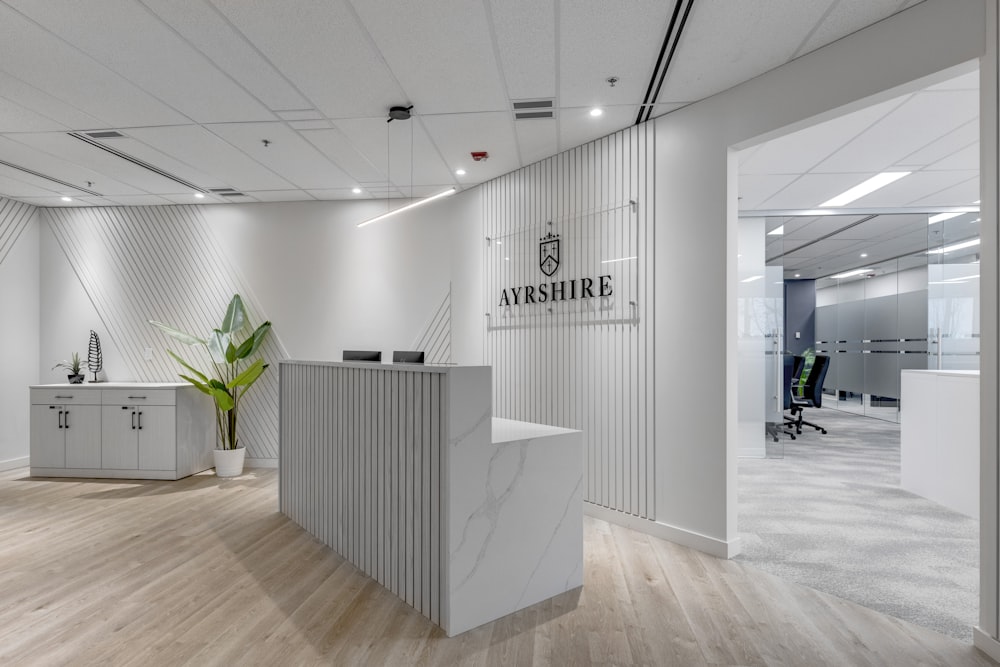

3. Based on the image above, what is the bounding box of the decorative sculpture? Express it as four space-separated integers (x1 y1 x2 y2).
87 330 103 383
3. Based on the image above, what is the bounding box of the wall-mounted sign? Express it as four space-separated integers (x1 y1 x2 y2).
487 207 637 328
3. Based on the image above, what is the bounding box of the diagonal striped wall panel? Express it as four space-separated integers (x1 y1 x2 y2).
483 124 656 520
44 205 287 460
412 286 451 364
0 197 36 267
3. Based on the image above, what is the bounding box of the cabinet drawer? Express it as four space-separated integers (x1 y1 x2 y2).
30 388 101 405
102 389 176 406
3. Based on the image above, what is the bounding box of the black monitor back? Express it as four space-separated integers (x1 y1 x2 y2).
392 350 425 364
343 350 381 362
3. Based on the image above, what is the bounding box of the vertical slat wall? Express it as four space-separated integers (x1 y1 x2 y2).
44 205 286 460
279 362 443 624
483 124 655 519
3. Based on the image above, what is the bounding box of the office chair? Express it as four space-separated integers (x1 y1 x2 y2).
782 355 805 434
788 354 830 435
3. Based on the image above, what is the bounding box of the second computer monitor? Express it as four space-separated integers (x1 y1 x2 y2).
343 350 381 362
392 350 425 364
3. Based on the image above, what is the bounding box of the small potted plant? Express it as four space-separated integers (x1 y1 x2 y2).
53 352 85 384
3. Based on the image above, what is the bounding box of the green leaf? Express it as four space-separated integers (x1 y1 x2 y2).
227 359 268 389
178 374 211 395
148 320 206 346
207 330 230 365
221 294 245 334
225 341 238 364
236 321 271 359
167 350 209 384
208 385 235 412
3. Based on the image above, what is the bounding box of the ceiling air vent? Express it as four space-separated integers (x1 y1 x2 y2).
210 188 247 197
513 99 555 120
84 130 125 139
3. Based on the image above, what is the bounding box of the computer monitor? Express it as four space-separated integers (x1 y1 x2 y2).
343 350 381 362
392 350 425 364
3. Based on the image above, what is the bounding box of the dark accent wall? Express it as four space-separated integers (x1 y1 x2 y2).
784 279 816 356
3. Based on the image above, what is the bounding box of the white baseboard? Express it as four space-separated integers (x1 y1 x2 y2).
583 502 741 559
245 457 278 469
974 627 1000 661
0 456 29 472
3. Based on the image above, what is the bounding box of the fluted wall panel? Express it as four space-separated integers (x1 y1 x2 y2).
44 205 287 459
483 124 655 519
280 362 443 623
0 197 35 267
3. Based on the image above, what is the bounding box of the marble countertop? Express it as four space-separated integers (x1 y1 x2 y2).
491 417 580 444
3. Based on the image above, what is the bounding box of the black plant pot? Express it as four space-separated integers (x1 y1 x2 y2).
67 374 84 384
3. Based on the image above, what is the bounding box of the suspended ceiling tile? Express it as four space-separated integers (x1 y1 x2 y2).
0 135 146 196
5 0 277 124
658 0 833 104
84 194 175 206
514 117 558 168
206 122 355 190
125 125 293 192
907 175 980 208
738 173 798 210
927 69 979 91
158 193 223 205
814 90 979 173
757 172 867 209
792 0 918 58
850 169 977 207
783 238 863 259
897 119 978 167
242 190 317 202
559 106 633 153
0 3 187 127
560 0 674 109
0 172 64 198
488 0 555 101
0 72 108 131
740 96 905 175
352 0 508 114
299 128 385 185
650 102 687 119
306 189 366 201
141 0 312 112
421 112 520 183
86 135 230 191
211 0 404 118
0 97 70 133
330 117 392 178
929 143 979 171
332 117 453 189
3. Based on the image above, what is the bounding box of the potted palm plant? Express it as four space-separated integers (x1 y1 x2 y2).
149 294 271 477
53 352 86 384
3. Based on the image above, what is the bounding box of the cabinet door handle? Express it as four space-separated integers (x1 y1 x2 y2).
57 409 63 429
55 395 73 399
131 410 136 430
137 411 143 430
64 410 70 429
128 396 147 400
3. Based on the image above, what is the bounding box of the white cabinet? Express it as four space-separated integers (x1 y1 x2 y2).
30 383 214 480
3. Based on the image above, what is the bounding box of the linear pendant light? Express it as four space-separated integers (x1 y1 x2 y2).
357 187 457 228
819 171 910 207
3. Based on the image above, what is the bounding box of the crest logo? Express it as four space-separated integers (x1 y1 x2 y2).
539 231 560 277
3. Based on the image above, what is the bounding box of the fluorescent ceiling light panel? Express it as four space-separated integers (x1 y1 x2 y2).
740 275 763 283
928 212 963 225
357 187 457 228
819 172 910 207
767 225 784 236
831 268 871 279
927 238 980 254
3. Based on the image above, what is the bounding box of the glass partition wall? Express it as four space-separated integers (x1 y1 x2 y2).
770 211 980 424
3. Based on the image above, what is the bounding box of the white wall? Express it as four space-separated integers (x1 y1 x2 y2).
0 198 39 469
652 0 985 555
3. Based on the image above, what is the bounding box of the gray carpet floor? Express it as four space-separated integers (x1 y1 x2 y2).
737 408 979 642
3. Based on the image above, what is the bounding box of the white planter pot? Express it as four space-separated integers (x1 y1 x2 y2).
213 447 246 478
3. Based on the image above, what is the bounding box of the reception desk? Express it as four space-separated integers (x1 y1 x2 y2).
279 360 583 636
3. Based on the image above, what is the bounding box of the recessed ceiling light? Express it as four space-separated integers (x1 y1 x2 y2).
927 238 981 255
455 169 466 176
767 225 784 236
832 268 872 279
60 196 72 202
860 253 868 258
819 172 910 207
794 274 801 278
589 108 604 117
194 192 205 199
352 187 362 194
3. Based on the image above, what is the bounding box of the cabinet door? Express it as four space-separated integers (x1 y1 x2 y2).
101 405 138 469
64 405 102 469
137 406 176 471
30 404 65 468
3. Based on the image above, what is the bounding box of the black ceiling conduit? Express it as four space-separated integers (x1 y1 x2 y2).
635 0 696 126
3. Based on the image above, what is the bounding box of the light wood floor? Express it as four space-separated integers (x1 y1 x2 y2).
0 467 994 666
